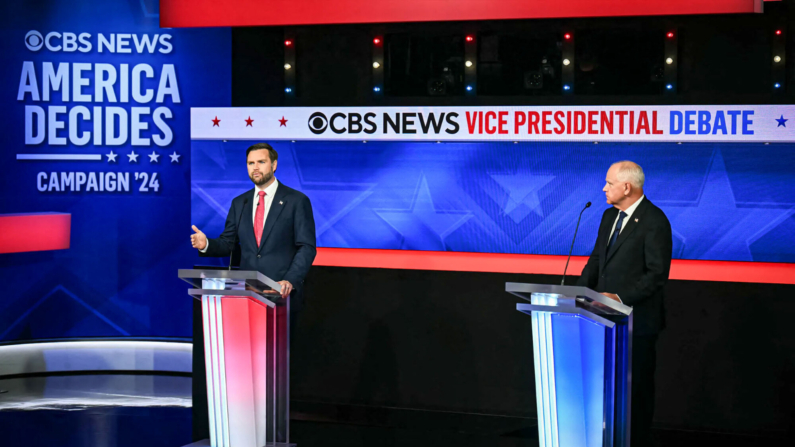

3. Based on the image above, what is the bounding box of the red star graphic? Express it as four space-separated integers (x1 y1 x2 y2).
278 116 288 127
245 116 254 127
212 116 220 127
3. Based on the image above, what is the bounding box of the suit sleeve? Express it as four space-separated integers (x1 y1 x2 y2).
576 212 606 289
576 235 600 289
282 195 317 286
620 214 673 306
200 199 239 258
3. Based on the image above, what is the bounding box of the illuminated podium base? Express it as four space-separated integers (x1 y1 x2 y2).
179 269 293 447
183 440 295 447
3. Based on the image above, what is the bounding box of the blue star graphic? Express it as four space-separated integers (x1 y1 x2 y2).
665 149 794 261
303 186 376 239
776 115 788 127
374 174 472 250
487 173 555 223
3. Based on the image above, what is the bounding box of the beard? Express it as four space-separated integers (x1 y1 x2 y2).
249 169 273 186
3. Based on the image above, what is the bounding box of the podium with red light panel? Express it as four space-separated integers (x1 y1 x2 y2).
179 269 294 447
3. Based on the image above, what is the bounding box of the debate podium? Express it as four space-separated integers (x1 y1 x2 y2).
179 269 294 447
506 283 634 447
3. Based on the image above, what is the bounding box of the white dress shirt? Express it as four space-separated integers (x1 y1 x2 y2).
608 195 645 238
200 179 279 253
252 179 280 236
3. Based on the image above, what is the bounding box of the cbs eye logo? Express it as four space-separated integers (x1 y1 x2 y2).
308 112 328 134
25 31 44 51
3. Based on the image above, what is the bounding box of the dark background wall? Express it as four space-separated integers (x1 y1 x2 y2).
230 3 795 438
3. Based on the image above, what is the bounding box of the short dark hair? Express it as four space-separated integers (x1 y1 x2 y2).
246 143 278 163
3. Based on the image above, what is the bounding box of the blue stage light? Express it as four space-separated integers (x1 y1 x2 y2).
284 88 292 93
466 85 473 91
775 83 782 89
373 86 381 92
666 84 673 90
563 85 570 91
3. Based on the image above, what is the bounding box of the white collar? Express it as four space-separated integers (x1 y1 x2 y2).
255 178 279 197
620 194 645 218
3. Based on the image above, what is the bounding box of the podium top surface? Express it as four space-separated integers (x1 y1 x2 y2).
178 269 281 294
505 282 632 316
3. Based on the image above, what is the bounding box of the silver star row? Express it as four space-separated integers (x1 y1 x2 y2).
105 151 181 163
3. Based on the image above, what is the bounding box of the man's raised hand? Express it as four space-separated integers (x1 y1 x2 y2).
191 225 208 250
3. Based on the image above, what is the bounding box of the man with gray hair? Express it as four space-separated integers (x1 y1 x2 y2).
577 160 672 447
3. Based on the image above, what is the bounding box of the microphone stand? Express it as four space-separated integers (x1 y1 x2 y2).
561 201 591 286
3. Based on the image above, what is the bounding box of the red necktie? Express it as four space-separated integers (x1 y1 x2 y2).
254 191 266 247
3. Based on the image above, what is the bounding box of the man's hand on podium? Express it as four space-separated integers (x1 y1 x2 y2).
278 280 293 298
191 225 208 250
601 292 620 302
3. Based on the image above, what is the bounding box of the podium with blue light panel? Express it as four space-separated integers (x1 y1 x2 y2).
506 283 634 447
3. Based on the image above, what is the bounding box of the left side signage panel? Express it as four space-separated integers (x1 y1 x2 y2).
0 1 231 340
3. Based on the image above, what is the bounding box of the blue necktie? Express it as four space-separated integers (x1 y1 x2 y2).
607 211 627 252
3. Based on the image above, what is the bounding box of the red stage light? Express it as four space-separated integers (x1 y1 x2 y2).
776 30 782 36
667 32 674 38
564 33 572 40
466 35 474 42
373 37 381 44
284 40 293 46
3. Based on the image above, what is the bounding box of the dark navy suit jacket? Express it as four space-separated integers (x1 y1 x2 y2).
201 182 317 300
576 198 672 335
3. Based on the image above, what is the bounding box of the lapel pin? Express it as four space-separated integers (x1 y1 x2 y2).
635 218 639 222
279 201 283 205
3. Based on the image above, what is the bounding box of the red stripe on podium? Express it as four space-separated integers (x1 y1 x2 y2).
0 213 71 254
314 247 795 285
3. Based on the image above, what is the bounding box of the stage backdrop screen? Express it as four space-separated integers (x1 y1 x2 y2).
0 0 230 342
191 137 795 264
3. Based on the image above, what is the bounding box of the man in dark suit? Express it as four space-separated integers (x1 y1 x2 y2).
189 142 316 441
191 142 317 298
577 161 672 447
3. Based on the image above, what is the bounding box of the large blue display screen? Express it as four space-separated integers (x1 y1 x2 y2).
0 0 230 341
191 140 795 263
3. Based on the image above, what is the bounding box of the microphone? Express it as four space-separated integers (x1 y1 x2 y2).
229 198 248 271
561 201 591 286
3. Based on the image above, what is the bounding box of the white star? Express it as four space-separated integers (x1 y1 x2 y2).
127 151 139 163
106 151 118 163
169 151 181 163
148 151 160 163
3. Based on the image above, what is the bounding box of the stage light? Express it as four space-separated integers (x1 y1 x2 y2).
284 63 292 70
774 56 782 63
774 83 781 88
466 85 473 91
563 85 571 90
373 62 381 68
563 59 570 66
373 86 381 92
373 38 381 45
666 58 673 65
564 33 571 40
285 87 292 93
776 30 782 36
666 84 673 90
466 35 474 42
667 32 674 38
465 60 473 67
285 40 293 46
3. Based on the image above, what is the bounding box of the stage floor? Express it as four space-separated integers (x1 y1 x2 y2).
0 374 791 447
